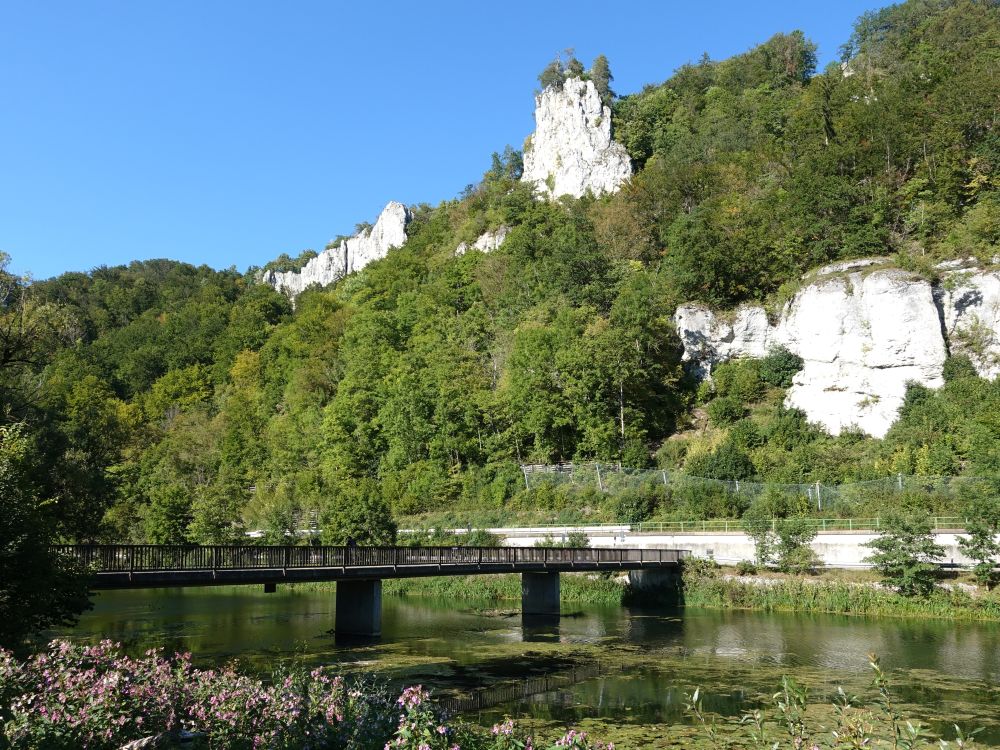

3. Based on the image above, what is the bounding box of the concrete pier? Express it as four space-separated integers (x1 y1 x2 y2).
335 579 382 637
521 571 560 616
628 568 683 605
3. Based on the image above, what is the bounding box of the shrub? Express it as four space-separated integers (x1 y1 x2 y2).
735 559 757 576
864 514 944 596
742 513 777 567
728 419 763 449
958 483 1000 588
612 488 656 523
706 396 747 426
712 358 765 404
465 528 503 547
942 354 979 382
685 441 756 481
758 346 804 388
775 517 820 574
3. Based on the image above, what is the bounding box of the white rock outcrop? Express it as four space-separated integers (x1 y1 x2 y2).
455 226 510 256
939 264 1000 380
522 78 632 199
263 201 411 296
675 261 1000 438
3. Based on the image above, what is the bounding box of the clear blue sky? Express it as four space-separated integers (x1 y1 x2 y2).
2 0 880 280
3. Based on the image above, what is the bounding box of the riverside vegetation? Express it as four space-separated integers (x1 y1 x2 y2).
0 639 987 749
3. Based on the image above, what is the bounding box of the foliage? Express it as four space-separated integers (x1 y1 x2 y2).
758 347 804 388
958 480 1000 588
743 512 778 567
735 559 757 576
684 441 756 482
0 640 620 750
534 531 590 549
706 396 746 426
685 570 1000 621
320 479 397 546
0 424 93 650
686 654 982 749
774 517 821 574
611 487 656 523
864 514 945 596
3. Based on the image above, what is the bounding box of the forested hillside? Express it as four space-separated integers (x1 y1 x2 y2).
2 0 998 560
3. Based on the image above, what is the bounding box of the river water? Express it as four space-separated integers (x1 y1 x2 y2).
62 587 1000 747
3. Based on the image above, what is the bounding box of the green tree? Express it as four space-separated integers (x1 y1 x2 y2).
864 514 944 596
958 483 1000 588
320 479 397 546
0 423 92 649
590 54 614 104
775 517 820 574
538 58 565 91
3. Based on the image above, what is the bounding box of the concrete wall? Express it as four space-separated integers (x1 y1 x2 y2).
501 530 976 568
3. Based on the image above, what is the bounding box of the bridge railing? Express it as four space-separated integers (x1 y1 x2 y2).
52 545 688 573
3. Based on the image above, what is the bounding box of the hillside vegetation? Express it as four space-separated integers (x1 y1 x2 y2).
2 0 999 567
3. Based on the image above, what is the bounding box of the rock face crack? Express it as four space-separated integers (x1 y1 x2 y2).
674 262 1000 437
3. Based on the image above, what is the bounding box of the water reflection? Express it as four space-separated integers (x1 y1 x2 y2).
59 588 1000 745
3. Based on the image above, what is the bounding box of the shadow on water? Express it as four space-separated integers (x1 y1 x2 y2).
57 587 1000 746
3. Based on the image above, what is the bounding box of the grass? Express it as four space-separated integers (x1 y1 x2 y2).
685 566 1000 621
382 572 631 608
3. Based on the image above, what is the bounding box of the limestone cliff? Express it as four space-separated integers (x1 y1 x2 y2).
675 259 1000 438
522 78 632 199
455 226 509 256
263 201 411 297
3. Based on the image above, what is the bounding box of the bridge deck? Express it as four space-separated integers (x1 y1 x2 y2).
54 545 688 590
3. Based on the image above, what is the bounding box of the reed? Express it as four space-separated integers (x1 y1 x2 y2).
683 574 1000 621
383 572 629 607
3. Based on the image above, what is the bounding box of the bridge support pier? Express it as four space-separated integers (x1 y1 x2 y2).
521 571 560 616
628 568 683 606
335 579 382 637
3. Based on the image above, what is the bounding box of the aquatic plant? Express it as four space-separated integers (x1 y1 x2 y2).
685 654 982 749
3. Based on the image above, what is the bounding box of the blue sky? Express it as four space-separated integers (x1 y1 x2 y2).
2 0 879 280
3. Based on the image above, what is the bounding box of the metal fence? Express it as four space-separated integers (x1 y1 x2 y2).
521 463 999 512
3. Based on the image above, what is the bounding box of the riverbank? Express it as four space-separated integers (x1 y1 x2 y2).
379 567 1000 621
685 568 1000 621
382 572 630 607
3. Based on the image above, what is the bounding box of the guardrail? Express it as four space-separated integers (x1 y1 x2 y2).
633 516 969 534
399 516 970 537
52 545 688 573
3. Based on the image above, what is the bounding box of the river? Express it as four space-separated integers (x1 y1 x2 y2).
60 586 1000 747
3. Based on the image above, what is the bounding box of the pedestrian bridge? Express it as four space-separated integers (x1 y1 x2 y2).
56 544 688 637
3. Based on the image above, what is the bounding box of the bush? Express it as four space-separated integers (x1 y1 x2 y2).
728 419 764 450
0 640 616 750
682 556 720 581
612 488 656 523
758 346 804 388
707 396 747 426
464 528 503 547
684 441 756 481
712 359 765 404
735 559 757 576
534 531 590 548
775 517 820 574
864 514 944 596
942 354 979 382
